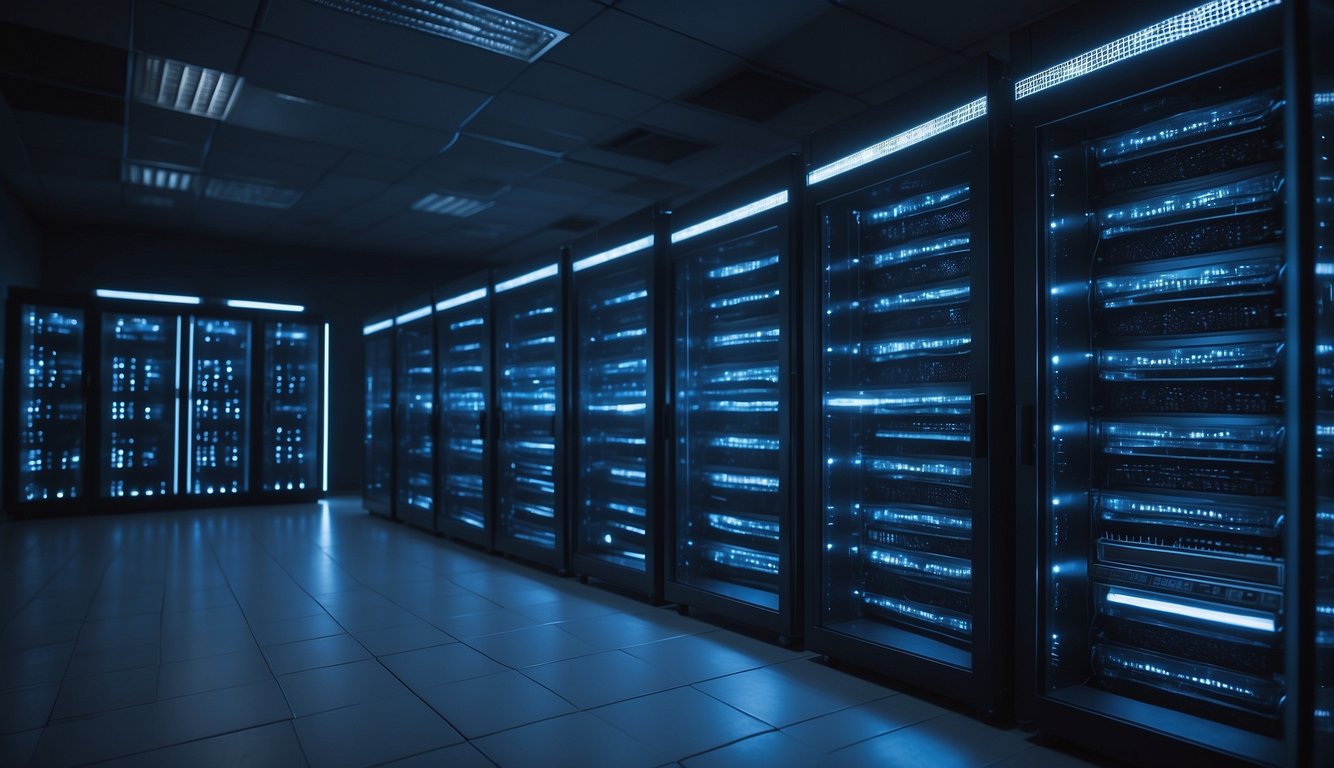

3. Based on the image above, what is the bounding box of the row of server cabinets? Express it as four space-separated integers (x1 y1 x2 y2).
363 1 1331 765
4 290 327 514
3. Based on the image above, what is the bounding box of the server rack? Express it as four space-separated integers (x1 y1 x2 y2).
803 58 1013 717
568 208 666 600
433 275 493 547
666 158 802 640
3 290 90 516
492 257 567 571
258 315 325 500
1012 1 1322 764
363 310 396 518
1314 4 1334 761
394 298 436 531
185 313 253 499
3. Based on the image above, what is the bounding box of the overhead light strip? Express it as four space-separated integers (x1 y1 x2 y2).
363 319 393 335
807 97 987 185
226 299 306 313
124 161 199 192
672 191 788 244
205 178 303 209
395 305 432 325
572 235 654 272
436 287 487 311
494 263 558 293
96 288 201 305
1014 0 1282 100
411 192 495 218
1106 589 1276 633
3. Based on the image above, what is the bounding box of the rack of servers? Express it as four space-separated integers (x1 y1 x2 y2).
1013 0 1329 764
363 310 395 518
6 288 327 517
802 58 1013 716
491 257 567 570
667 159 801 641
568 211 666 598
394 298 436 531
433 275 493 547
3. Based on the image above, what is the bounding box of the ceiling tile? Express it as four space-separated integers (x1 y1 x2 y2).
205 150 324 188
155 0 261 28
331 152 415 183
129 101 216 144
763 91 867 139
615 0 827 58
134 1 249 72
635 102 792 152
15 111 123 159
127 134 207 167
840 0 1075 51
211 124 345 169
28 149 119 181
466 93 617 154
423 135 557 184
0 0 130 48
284 173 387 217
508 62 658 120
533 161 636 192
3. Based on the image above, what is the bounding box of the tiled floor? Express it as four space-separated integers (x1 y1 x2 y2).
1 497 1103 767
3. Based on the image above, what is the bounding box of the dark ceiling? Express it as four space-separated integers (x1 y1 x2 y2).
0 0 1072 267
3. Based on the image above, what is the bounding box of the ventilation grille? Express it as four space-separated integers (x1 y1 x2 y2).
686 68 818 123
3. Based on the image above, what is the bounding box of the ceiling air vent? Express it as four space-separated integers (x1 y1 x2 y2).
686 67 818 123
597 129 708 165
305 0 567 62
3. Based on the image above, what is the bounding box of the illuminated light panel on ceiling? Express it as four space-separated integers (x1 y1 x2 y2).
134 54 243 120
124 161 199 192
411 193 495 217
204 178 303 209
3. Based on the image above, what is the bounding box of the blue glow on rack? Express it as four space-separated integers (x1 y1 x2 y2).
1100 173 1281 236
1098 491 1279 530
609 466 646 482
1094 92 1275 164
807 97 987 185
671 191 788 243
825 392 971 411
867 547 972 582
705 366 780 384
868 507 971 533
572 235 653 272
708 288 780 309
871 283 970 312
97 288 201 305
587 402 647 413
705 513 780 539
705 471 779 491
225 298 304 312
495 263 558 292
871 234 970 268
868 335 971 359
705 399 780 412
322 322 330 493
450 317 484 330
862 592 972 634
602 289 647 307
1106 589 1275 631
867 457 972 479
362 319 392 335
436 287 487 311
451 342 482 353
1099 342 1281 379
599 327 647 341
1096 257 1280 307
876 428 970 442
865 184 970 223
700 542 780 575
709 327 780 347
184 317 195 492
395 305 432 325
1101 420 1282 456
1014 0 1282 100
706 253 780 279
709 435 781 451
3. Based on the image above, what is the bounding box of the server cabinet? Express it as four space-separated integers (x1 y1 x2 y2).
492 258 566 570
185 315 252 498
1315 3 1334 761
434 276 492 546
364 312 395 518
804 58 1012 716
667 159 801 639
394 299 436 531
97 302 181 504
568 209 665 599
4 291 89 515
260 318 324 497
1012 1 1322 764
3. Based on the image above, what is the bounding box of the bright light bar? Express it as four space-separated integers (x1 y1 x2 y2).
411 192 495 217
572 235 653 272
672 191 788 243
134 54 242 120
494 263 558 293
184 319 196 492
205 178 303 209
362 319 393 335
96 288 201 305
226 299 305 313
322 322 330 494
436 287 487 311
1014 0 1281 100
808 98 987 185
1106 589 1276 632
173 316 182 496
124 161 199 192
395 305 432 325
307 0 568 63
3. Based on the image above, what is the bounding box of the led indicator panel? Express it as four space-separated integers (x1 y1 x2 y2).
262 321 320 493
17 305 85 503
188 317 251 495
102 312 177 499
437 289 489 533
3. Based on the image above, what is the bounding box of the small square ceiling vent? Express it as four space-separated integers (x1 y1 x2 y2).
597 129 709 165
305 0 567 62
686 68 818 123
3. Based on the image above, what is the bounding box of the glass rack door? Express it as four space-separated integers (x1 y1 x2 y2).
188 317 251 496
437 291 489 535
262 321 319 493
102 312 178 499
17 304 85 504
364 328 394 512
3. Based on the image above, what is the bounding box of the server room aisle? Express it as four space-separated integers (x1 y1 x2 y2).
2 499 1094 768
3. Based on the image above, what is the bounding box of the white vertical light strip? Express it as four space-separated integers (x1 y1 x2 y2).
184 317 195 494
571 235 654 272
807 98 988 185
173 315 182 496
1014 0 1282 99
322 322 330 494
671 191 789 243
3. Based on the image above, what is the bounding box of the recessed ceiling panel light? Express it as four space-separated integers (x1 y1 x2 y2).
306 0 567 62
134 54 243 120
411 192 494 217
124 161 199 192
205 178 303 209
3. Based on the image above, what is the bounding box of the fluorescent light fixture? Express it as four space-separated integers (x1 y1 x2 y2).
306 0 568 63
395 305 432 324
436 287 487 311
494 263 558 293
807 98 987 185
134 54 243 120
124 161 199 192
1014 0 1281 100
225 299 305 313
363 319 393 335
1106 589 1276 632
96 288 201 305
572 235 654 272
322 322 330 494
411 192 495 217
672 191 788 243
205 178 303 209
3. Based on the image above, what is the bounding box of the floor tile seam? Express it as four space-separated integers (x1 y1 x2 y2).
685 680 805 729
371 652 496 736
59 710 297 766
669 726 783 764
43 545 127 734
805 708 954 756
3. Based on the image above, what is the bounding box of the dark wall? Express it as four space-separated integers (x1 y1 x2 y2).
0 184 42 506
42 224 479 494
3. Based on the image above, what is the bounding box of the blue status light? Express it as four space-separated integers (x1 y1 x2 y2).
1095 256 1280 307
1099 173 1281 237
865 184 970 223
1105 589 1275 632
871 234 970 268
